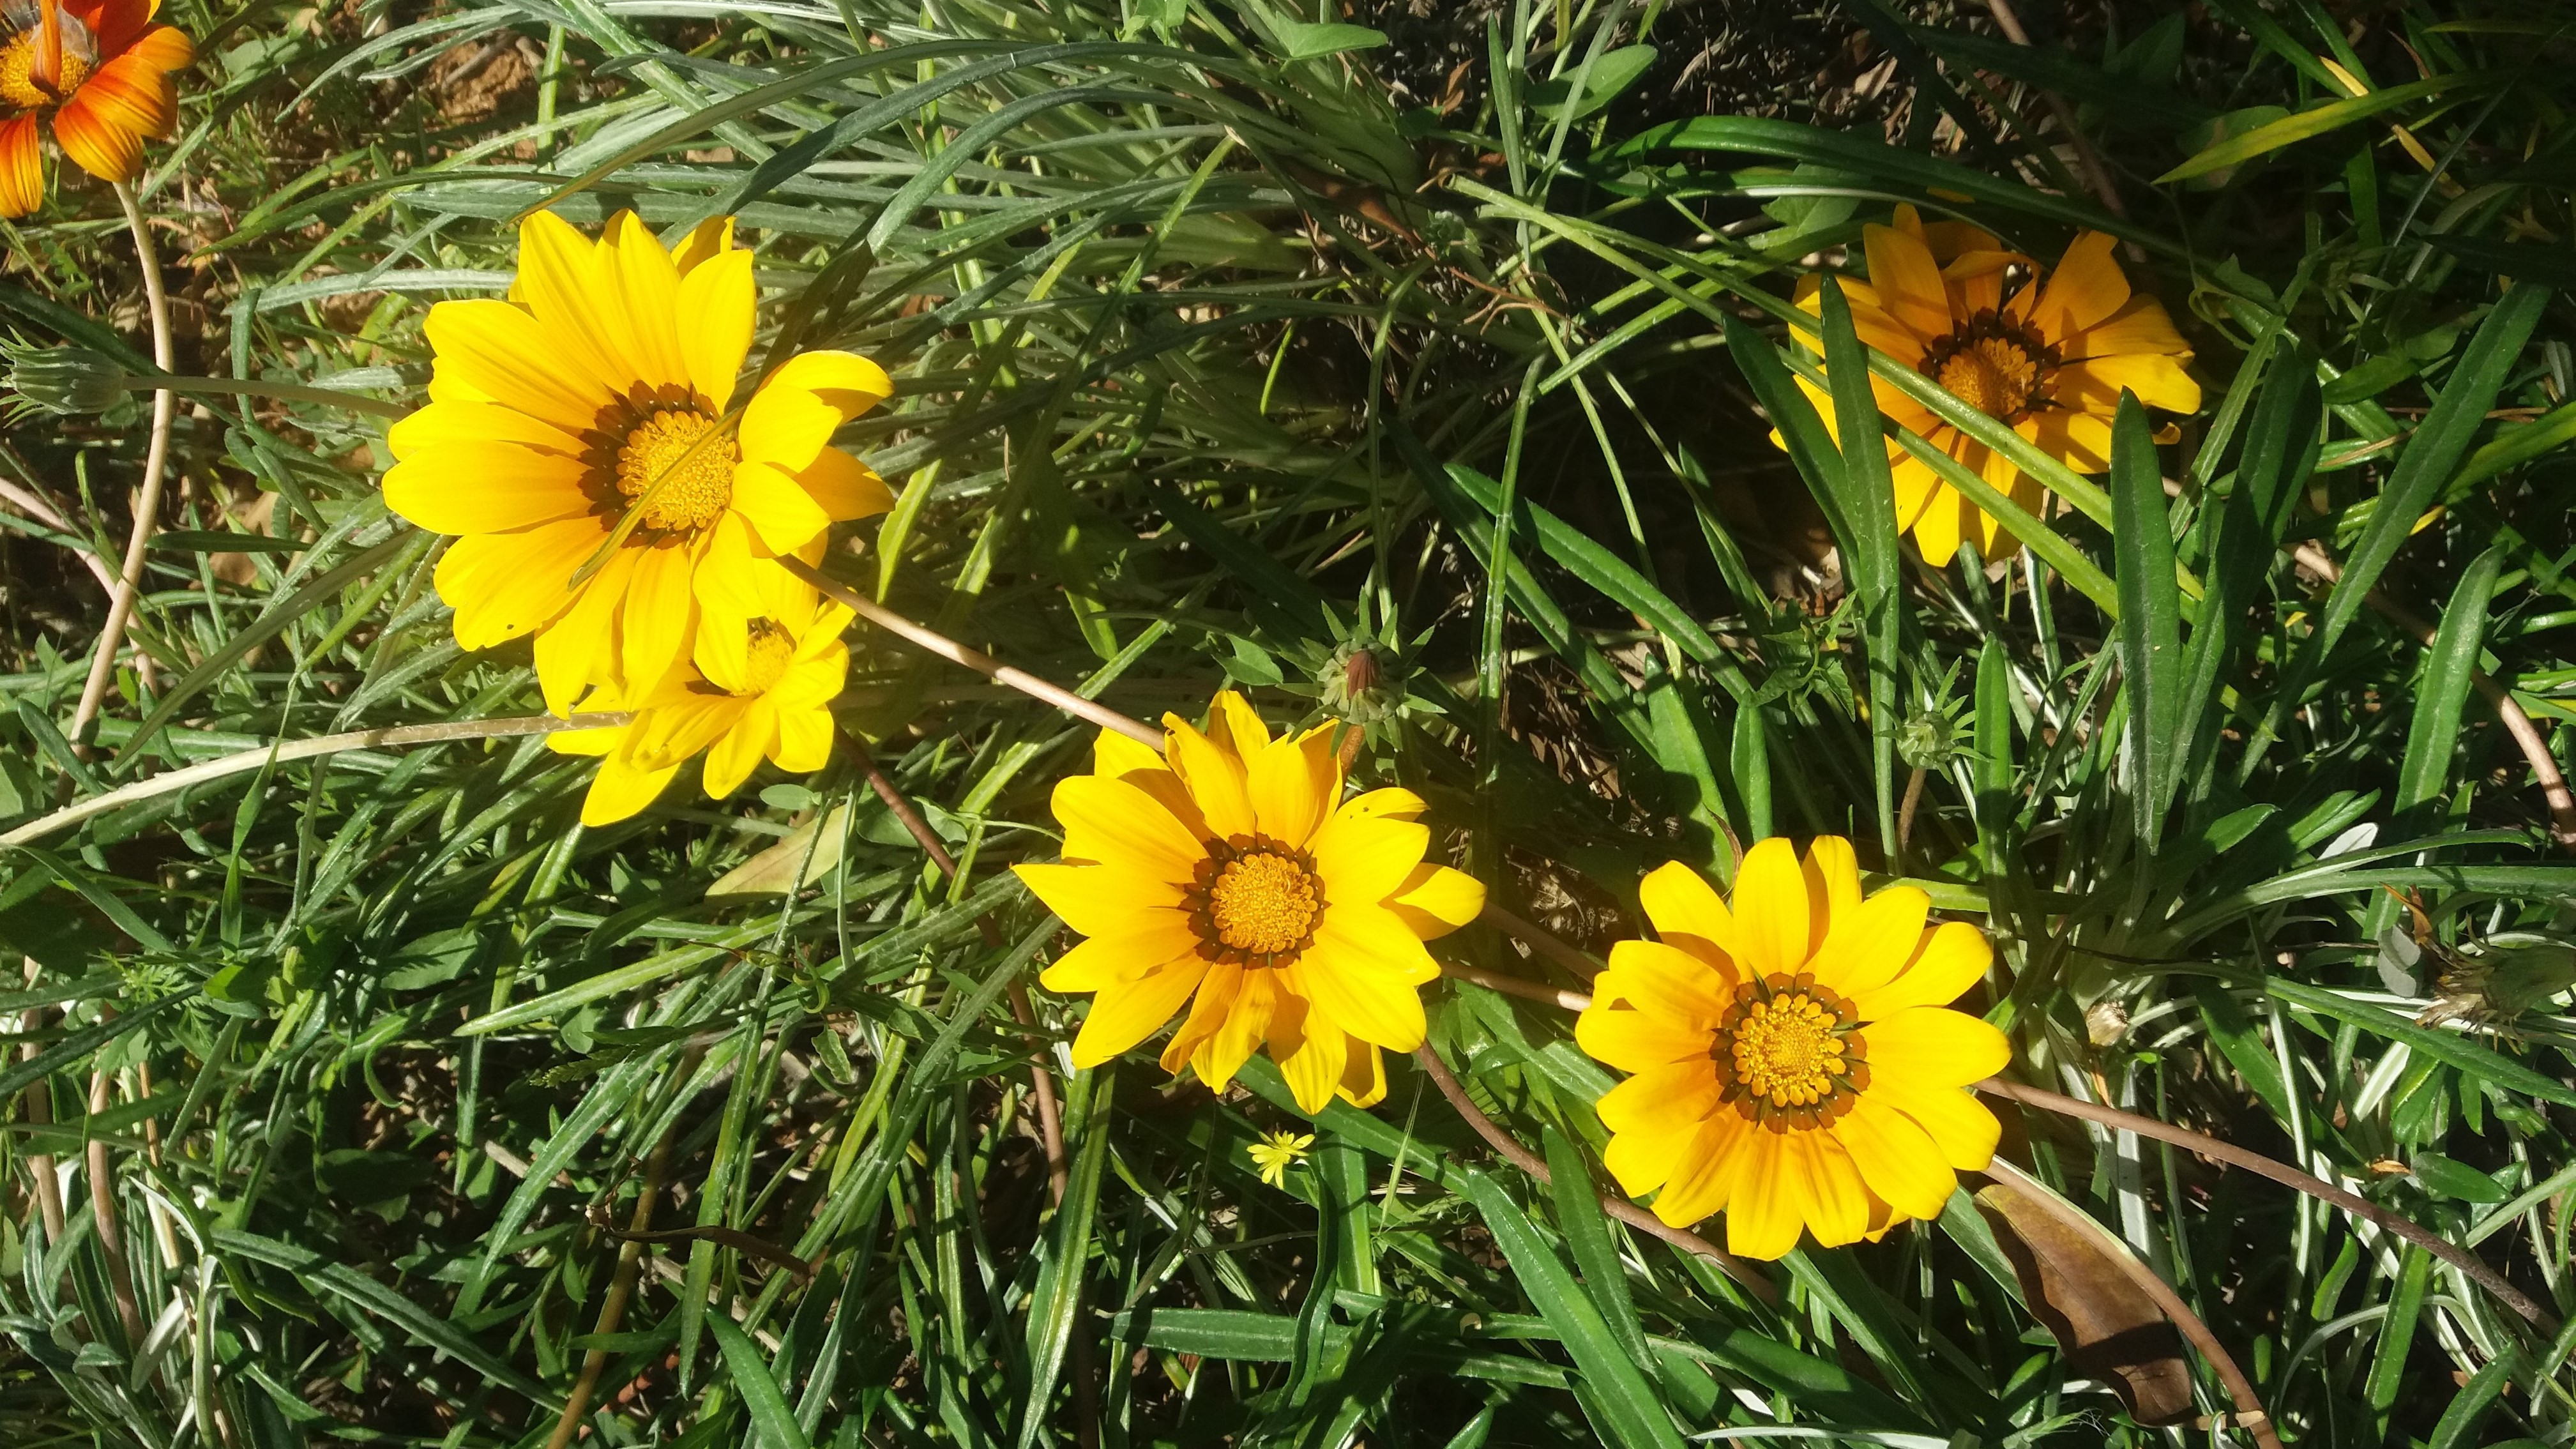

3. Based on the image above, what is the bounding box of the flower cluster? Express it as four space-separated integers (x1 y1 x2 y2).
382 211 897 823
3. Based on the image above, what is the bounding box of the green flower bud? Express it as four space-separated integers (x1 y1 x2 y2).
7 344 129 416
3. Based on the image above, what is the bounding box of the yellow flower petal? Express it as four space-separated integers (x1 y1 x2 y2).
1163 716 1256 840
1908 465 1971 568
1637 860 1737 967
1875 1079 2002 1171
1312 813 1428 909
738 351 893 472
617 539 699 695
1808 885 1930 999
1296 908 1434 1049
1052 773 1209 879
1386 862 1483 939
771 698 834 773
794 446 895 523
422 298 614 432
515 210 650 399
580 749 680 826
1208 689 1272 760
1246 725 1337 849
1069 955 1208 1067
1596 938 1732 1024
675 245 755 411
434 516 603 649
532 545 637 717
1729 837 1814 978
1801 835 1863 944
1093 728 1168 782
1595 1058 1722 1137
1648 1113 1751 1226
1161 959 1242 1073
1193 963 1280 1092
1861 219 1951 346
1338 1036 1388 1107
2057 354 2203 416
1271 999 1347 1114
727 459 835 556
1722 1131 1803 1258
384 442 593 536
2026 231 2130 340
1860 1006 2010 1089
1831 1095 1957 1221
670 216 735 275
1040 911 1201 994
1576 1001 1715 1075
1849 920 1992 1021
388 400 582 460
595 210 692 393
2061 295 2190 362
1799 1130 1872 1248
701 697 775 798
1015 862 1188 937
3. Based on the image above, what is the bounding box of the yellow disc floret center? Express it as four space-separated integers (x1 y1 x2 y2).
0 26 93 112
1190 838 1323 965
615 409 738 533
1920 309 2058 423
736 625 796 697
1715 975 1868 1130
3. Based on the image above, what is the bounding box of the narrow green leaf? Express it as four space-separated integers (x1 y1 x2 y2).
1016 1067 1116 1449
2316 283 2549 655
2426 1355 2514 1449
2392 547 2504 838
709 1313 815 1449
2365 1247 2433 1418
1893 427 2121 616
2158 73 2504 183
2109 393 2185 844
1451 1167 1688 1449
1543 1127 1651 1367
1818 275 1904 858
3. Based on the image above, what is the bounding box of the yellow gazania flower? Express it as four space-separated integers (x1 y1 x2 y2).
1791 203 2200 567
1247 1129 1314 1188
1015 692 1487 1114
384 209 895 716
548 574 851 826
1575 837 2008 1261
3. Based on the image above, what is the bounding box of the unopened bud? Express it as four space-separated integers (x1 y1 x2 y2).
7 344 128 415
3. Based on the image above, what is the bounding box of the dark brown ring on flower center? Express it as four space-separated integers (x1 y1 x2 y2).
579 382 735 539
1917 307 2061 423
1183 833 1325 969
1711 971 1870 1134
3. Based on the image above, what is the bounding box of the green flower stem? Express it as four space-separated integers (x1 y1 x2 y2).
123 373 410 418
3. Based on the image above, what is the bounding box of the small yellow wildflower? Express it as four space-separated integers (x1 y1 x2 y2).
1248 1130 1315 1188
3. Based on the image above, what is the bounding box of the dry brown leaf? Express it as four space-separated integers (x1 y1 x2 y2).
1975 1185 2195 1426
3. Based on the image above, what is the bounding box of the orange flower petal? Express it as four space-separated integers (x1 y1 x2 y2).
0 114 44 218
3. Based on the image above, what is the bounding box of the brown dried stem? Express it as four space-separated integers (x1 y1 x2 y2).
86 1065 147 1346
782 558 1161 748
1981 1160 2282 1449
2290 540 2576 847
1978 1078 2551 1327
66 184 180 763
1412 1043 1775 1300
543 1066 687 1449
842 732 1089 1446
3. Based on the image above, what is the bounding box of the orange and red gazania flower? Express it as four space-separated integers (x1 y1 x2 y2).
0 0 193 216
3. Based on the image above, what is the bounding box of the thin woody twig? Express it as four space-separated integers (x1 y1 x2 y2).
87 1064 146 1346
1412 1043 1775 1300
1978 1077 2551 1327
543 1051 692 1449
845 732 1071 1206
2290 540 2576 848
782 557 1160 749
66 184 181 765
842 732 1091 1449
1981 1160 2282 1449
